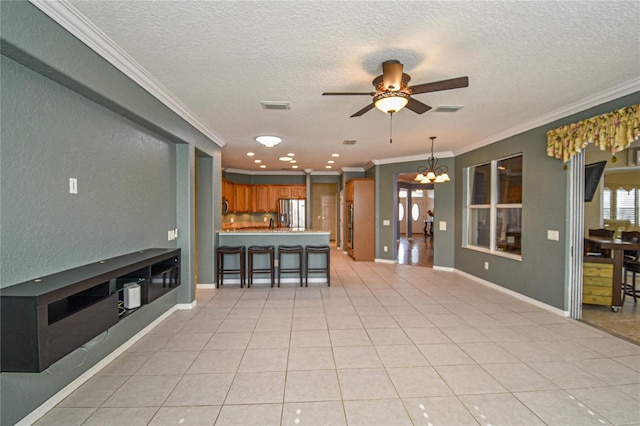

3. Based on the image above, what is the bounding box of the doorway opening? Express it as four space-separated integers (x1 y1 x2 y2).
395 173 434 267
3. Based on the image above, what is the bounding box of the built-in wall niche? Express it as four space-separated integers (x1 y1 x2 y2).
1 249 180 373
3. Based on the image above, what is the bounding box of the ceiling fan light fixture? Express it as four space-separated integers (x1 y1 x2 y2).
373 91 409 113
255 135 282 147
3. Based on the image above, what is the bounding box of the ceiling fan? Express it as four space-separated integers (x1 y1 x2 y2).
323 60 469 117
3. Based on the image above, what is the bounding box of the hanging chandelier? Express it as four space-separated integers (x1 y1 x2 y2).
415 136 450 183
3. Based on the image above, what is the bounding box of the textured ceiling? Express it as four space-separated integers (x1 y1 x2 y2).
58 1 640 173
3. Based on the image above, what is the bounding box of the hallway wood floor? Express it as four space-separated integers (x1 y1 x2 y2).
396 234 434 268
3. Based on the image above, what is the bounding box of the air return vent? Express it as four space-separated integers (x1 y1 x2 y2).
435 105 464 113
261 101 291 110
343 139 357 145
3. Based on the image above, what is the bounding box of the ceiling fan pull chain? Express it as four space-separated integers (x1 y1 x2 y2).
389 112 393 144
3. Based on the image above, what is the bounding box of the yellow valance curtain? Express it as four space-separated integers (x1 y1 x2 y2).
546 103 640 164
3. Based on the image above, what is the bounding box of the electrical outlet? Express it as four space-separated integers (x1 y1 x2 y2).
547 230 559 241
230 217 234 223
383 220 390 226
264 217 268 222
484 261 489 270
168 230 173 241
384 246 388 252
439 221 447 231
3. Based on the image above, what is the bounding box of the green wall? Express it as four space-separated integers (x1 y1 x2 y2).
0 2 221 424
454 92 640 310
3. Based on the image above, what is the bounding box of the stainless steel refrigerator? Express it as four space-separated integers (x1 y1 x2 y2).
278 199 306 229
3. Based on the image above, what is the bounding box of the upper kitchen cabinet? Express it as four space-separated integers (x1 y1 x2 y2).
254 185 269 212
234 184 253 212
222 179 235 210
291 185 306 199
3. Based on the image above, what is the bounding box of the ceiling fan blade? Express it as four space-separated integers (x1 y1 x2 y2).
409 76 469 94
350 103 375 117
405 98 432 114
322 92 375 96
382 60 404 91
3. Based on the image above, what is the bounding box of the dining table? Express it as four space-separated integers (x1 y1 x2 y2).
583 235 639 311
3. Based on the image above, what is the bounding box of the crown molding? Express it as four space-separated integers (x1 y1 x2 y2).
29 0 225 148
371 151 455 166
223 168 305 176
454 77 640 156
340 167 366 173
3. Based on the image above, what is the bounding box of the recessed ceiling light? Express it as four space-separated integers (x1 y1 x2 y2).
260 164 266 168
331 153 340 157
246 152 255 156
255 135 282 147
254 159 261 163
328 160 335 164
325 165 332 169
292 165 298 169
290 160 297 164
278 156 292 161
287 153 295 157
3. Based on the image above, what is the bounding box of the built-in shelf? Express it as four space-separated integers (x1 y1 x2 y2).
0 248 180 373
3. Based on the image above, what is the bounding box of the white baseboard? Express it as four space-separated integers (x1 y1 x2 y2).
17 306 179 426
177 300 197 310
196 283 217 289
454 269 569 317
433 265 455 272
374 258 396 264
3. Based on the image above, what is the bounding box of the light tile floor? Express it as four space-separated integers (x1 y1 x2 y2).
36 249 640 425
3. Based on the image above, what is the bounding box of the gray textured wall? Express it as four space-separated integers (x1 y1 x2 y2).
1 56 177 286
0 2 220 424
454 92 640 310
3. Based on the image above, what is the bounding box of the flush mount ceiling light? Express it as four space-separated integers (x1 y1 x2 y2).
331 153 340 157
415 136 450 183
246 152 255 156
287 153 295 157
255 135 282 147
279 156 292 162
259 164 266 168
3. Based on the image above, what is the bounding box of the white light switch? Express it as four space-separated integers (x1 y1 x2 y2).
439 221 447 231
383 220 390 226
547 230 559 241
69 178 78 194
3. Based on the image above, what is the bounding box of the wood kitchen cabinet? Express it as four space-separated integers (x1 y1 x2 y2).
346 178 374 261
222 179 235 210
268 185 290 211
254 185 269 212
234 184 253 212
291 185 306 199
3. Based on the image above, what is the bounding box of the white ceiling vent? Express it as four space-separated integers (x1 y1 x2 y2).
261 101 291 110
343 139 357 145
435 105 464 113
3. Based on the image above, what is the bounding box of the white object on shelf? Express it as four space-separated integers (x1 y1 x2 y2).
123 283 141 309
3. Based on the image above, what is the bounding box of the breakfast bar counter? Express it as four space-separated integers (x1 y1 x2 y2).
216 229 331 285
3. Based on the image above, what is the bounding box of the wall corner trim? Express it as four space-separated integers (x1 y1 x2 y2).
15 306 179 426
454 269 570 317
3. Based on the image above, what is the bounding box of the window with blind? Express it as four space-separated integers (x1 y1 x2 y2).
603 187 639 225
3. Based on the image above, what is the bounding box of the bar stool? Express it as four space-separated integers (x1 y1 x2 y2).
305 245 330 287
623 260 639 304
277 245 303 287
248 245 275 287
216 246 246 288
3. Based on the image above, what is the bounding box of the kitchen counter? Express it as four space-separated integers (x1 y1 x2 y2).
218 228 329 235
216 229 330 285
